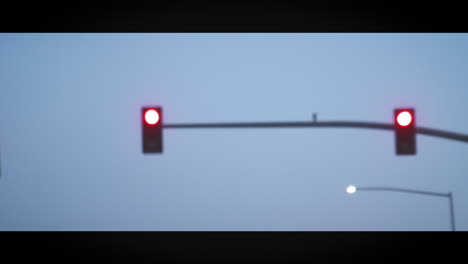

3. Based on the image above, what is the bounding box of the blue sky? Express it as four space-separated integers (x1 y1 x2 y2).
1 33 468 230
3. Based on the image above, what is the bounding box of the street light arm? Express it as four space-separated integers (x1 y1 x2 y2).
354 186 455 231
357 187 450 198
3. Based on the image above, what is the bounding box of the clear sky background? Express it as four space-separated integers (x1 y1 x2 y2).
1 33 468 231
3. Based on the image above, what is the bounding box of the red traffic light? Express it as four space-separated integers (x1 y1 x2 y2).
142 106 163 153
144 109 160 125
394 108 416 155
396 110 413 127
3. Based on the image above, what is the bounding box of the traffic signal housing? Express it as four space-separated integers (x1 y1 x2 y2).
394 108 416 155
142 106 163 153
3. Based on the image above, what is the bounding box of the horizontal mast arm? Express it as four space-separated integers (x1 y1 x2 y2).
163 121 468 143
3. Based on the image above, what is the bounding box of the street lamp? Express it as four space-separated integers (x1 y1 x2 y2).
346 185 357 194
346 185 456 231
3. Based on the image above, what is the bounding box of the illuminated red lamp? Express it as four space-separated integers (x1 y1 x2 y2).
396 110 413 127
144 109 160 125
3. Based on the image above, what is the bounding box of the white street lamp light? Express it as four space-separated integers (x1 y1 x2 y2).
346 185 356 194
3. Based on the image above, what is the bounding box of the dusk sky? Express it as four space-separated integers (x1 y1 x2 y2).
1 33 468 231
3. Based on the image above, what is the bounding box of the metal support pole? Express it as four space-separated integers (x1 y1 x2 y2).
448 192 456 231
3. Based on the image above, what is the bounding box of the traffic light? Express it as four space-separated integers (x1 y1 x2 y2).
142 106 163 153
394 108 416 155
